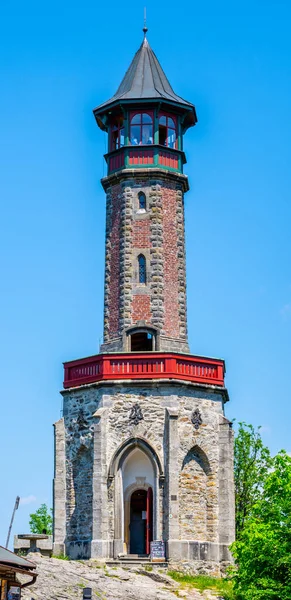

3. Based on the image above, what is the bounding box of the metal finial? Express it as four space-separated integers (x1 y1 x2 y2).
143 7 148 37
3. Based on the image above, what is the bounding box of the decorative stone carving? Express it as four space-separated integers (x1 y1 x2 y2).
191 408 202 430
129 403 143 425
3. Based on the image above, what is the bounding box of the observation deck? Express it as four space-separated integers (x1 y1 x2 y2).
105 144 186 175
63 352 225 390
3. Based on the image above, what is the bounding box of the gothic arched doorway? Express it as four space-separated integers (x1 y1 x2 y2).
109 438 163 557
129 487 153 554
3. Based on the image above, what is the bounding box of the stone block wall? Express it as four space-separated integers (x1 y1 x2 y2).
53 380 234 568
100 169 190 353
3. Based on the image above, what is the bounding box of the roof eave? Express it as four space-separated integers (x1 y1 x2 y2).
93 98 197 132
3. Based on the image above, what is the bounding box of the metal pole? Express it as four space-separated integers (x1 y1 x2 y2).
6 496 20 549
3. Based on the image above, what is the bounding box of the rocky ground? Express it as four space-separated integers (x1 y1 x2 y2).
20 554 225 600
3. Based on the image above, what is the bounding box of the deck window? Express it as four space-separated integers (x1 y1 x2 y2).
110 115 125 150
158 114 177 148
130 112 153 145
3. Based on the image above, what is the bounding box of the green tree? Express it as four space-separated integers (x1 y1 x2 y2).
234 422 272 538
29 503 53 534
231 451 291 600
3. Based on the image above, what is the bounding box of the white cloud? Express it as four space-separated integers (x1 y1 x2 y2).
20 495 37 506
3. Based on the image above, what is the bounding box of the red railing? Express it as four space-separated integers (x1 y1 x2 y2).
63 352 225 389
128 148 154 165
159 150 179 169
109 151 124 171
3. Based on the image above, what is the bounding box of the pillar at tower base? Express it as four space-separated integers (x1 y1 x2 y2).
113 539 124 558
91 540 113 559
52 542 65 556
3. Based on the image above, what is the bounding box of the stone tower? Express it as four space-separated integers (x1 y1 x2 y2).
53 32 235 571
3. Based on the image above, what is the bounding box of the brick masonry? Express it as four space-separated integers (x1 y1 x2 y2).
132 295 151 323
100 170 190 353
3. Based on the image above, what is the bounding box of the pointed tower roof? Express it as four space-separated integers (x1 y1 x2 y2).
94 37 197 129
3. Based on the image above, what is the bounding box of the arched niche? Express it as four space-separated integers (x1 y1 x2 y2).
182 445 211 475
179 445 214 542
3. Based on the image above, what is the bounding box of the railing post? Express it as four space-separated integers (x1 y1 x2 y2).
102 357 111 377
217 363 224 385
165 356 176 377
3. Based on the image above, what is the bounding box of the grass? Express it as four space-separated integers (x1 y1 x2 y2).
52 553 69 560
144 565 153 572
167 571 235 599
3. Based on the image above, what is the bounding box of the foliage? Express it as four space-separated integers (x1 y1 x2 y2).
29 503 53 534
234 422 272 538
167 571 234 598
16 550 27 557
230 451 291 600
52 553 69 560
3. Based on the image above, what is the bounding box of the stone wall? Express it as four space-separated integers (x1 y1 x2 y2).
54 380 234 564
101 169 190 353
60 389 99 557
177 395 221 544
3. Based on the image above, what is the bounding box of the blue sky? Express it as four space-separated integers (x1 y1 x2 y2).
0 0 290 546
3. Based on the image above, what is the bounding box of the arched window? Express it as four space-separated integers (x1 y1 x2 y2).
110 115 124 150
130 112 153 145
138 192 146 210
158 114 177 148
138 254 146 284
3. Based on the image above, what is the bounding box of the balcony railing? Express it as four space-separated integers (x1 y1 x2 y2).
63 352 225 389
105 145 185 175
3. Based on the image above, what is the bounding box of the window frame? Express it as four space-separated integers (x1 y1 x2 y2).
110 115 125 151
158 112 178 149
138 254 147 284
138 191 147 211
130 110 154 146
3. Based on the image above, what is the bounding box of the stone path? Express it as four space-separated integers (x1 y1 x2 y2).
20 554 223 600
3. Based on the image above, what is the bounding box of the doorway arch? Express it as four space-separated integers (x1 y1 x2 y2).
109 438 162 555
122 447 154 554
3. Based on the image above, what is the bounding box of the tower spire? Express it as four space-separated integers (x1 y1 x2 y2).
143 7 148 38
